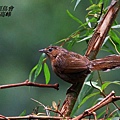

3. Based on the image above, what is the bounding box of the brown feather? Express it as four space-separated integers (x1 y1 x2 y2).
39 46 120 84
90 55 120 71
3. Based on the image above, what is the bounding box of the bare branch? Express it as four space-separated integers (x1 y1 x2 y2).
0 115 70 120
0 80 59 90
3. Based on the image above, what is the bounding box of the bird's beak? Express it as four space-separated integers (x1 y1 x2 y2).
39 48 47 53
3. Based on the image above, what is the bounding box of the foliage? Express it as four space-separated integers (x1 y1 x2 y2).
29 53 50 84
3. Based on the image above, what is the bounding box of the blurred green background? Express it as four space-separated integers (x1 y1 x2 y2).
0 0 120 117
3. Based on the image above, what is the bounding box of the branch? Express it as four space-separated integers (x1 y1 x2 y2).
72 91 120 120
0 92 120 120
85 0 120 59
0 80 59 90
60 81 85 117
0 115 70 120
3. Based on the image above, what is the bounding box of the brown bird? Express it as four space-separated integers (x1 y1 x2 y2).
39 46 120 84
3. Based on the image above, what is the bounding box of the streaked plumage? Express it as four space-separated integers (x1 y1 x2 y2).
39 46 120 84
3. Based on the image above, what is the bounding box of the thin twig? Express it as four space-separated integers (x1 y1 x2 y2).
108 109 119 118
0 79 59 90
31 98 50 116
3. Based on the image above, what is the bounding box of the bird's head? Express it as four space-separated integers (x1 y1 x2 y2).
39 46 67 60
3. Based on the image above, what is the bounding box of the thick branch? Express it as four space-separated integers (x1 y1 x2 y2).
0 80 59 90
60 80 85 117
85 0 120 59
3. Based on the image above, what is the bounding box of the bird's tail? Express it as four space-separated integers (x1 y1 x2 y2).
90 55 120 71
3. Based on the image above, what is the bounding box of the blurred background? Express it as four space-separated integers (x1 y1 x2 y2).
0 0 120 117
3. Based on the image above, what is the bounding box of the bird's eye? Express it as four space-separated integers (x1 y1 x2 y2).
48 48 53 52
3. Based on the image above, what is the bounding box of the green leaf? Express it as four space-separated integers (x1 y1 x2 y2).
109 30 120 44
116 44 120 53
97 110 106 119
87 17 97 23
77 34 92 43
29 64 38 81
44 63 50 84
112 25 120 29
78 92 99 108
71 74 94 116
85 81 97 86
86 17 91 28
74 0 82 10
55 38 66 44
79 73 94 99
89 0 94 4
102 36 109 47
102 81 120 91
86 3 102 11
67 38 77 50
19 110 26 116
67 10 83 25
33 53 45 82
34 64 42 82
101 81 111 91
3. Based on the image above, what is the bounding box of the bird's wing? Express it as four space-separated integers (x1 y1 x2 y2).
56 53 90 73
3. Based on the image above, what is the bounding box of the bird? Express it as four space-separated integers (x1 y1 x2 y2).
39 46 120 84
